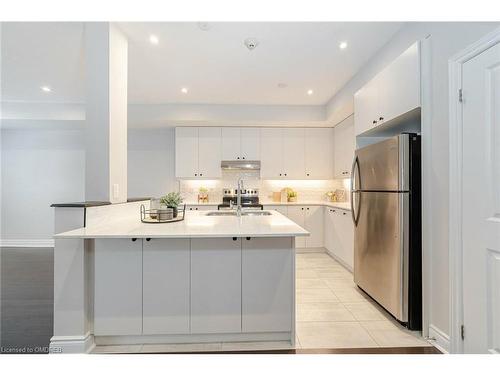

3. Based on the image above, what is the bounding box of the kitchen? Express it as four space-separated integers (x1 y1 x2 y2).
1 17 500 360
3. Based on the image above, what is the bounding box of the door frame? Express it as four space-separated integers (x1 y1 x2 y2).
448 26 500 354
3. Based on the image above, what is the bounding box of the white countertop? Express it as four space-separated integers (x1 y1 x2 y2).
185 200 352 211
54 210 310 239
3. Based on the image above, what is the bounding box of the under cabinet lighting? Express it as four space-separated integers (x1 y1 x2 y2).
307 89 314 96
40 86 52 92
181 87 188 94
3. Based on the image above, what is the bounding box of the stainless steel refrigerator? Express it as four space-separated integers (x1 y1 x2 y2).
350 134 421 330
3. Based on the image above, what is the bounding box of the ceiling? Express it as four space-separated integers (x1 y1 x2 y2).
1 22 403 106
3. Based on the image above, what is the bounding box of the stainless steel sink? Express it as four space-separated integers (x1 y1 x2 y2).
205 211 272 217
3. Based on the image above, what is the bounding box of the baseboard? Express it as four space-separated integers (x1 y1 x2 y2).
49 333 95 354
325 249 354 273
0 239 55 248
296 247 327 254
428 324 450 353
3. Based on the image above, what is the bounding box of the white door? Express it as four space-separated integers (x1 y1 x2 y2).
221 127 241 160
283 128 305 178
175 127 198 178
198 127 221 178
305 128 333 179
260 128 283 178
304 206 324 248
287 206 306 248
354 76 379 136
462 42 500 353
241 128 260 160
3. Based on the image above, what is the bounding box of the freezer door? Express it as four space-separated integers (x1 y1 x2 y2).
354 135 409 191
353 191 409 322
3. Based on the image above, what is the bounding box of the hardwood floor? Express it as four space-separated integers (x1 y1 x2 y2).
0 247 53 354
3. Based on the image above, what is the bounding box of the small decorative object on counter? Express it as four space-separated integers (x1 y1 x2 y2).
335 189 346 202
140 203 186 224
272 192 281 202
149 198 162 218
198 187 209 203
160 192 183 218
282 187 297 202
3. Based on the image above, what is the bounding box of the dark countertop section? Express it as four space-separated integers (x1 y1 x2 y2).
51 198 150 208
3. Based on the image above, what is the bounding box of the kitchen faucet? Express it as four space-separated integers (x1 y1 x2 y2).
236 178 244 216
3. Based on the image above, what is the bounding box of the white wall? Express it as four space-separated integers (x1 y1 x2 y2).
326 22 500 339
0 129 85 242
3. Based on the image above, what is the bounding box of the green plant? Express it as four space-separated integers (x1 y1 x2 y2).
199 187 209 194
160 192 183 208
287 190 297 199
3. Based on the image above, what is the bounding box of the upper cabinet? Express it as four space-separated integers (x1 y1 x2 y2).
354 42 420 136
221 127 260 161
261 128 333 179
175 127 221 178
333 116 355 178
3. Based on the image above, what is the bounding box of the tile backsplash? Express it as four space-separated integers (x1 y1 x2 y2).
178 170 350 203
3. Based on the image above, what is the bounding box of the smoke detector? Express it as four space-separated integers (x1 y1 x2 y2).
244 38 259 51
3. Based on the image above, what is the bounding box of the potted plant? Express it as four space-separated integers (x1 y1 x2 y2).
160 192 183 218
287 189 298 202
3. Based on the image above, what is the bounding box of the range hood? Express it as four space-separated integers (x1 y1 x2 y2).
221 160 261 171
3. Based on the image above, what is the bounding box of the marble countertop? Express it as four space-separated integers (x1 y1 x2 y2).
54 210 310 239
184 200 351 211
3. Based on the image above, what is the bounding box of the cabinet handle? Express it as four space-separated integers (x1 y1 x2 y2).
306 173 310 176
131 238 137 242
237 157 240 159
195 208 198 210
307 207 309 210
233 237 237 241
195 173 198 176
246 237 251 241
372 120 377 124
279 173 282 176
200 173 203 176
242 157 245 159
343 212 347 215
146 238 151 242
379 116 384 121
301 208 304 210
284 173 287 176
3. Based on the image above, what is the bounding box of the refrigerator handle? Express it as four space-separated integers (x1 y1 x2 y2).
350 155 360 226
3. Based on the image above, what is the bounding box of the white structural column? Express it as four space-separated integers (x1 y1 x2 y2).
85 23 128 203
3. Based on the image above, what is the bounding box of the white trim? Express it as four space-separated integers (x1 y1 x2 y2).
448 26 500 354
49 332 95 354
0 239 55 248
325 249 353 273
428 324 450 354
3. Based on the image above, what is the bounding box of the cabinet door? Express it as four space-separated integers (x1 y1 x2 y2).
338 210 354 270
282 128 305 178
264 205 288 216
379 42 420 123
143 239 190 334
187 205 218 211
286 206 306 248
191 238 241 333
305 206 324 248
324 207 336 253
354 77 379 136
240 128 260 160
305 128 334 179
94 239 142 335
198 127 222 178
221 127 241 160
175 127 198 178
242 237 293 332
260 128 283 178
334 116 355 178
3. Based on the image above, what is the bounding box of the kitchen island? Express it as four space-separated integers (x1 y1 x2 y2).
50 205 308 353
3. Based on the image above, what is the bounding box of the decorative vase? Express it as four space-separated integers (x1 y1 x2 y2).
169 206 178 218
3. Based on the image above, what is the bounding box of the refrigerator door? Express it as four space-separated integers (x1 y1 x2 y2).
353 134 409 192
353 191 409 322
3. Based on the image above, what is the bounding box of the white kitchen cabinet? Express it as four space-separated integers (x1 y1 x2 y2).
286 206 307 248
260 128 284 178
190 238 242 333
143 239 190 334
240 128 260 160
242 237 293 332
221 127 260 161
304 205 324 248
354 42 420 136
282 128 305 179
175 127 199 178
263 205 288 216
94 239 143 336
305 128 334 179
198 127 221 178
334 116 355 178
186 205 218 211
324 207 354 270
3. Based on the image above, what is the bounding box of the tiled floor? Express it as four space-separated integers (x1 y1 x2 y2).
93 251 431 353
295 252 430 349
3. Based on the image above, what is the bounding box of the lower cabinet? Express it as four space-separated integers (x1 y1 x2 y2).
190 238 242 334
286 205 324 248
186 205 217 211
143 239 190 334
94 239 143 336
324 207 354 270
242 237 293 332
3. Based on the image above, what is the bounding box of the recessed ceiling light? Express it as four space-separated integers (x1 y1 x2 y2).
149 35 159 45
40 86 51 92
307 89 314 96
181 87 188 94
339 41 348 50
277 83 288 89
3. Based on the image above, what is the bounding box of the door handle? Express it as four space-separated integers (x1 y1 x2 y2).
350 155 361 226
